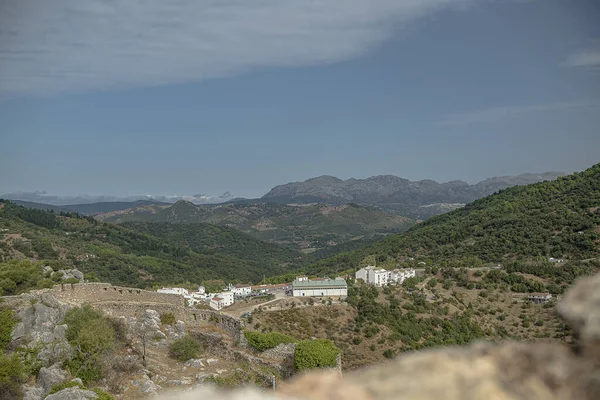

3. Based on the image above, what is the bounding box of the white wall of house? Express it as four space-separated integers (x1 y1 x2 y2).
292 287 348 297
157 287 189 295
209 297 224 310
217 291 234 306
232 285 252 296
355 267 371 283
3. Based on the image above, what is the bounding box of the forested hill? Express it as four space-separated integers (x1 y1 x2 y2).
304 163 600 277
0 200 305 289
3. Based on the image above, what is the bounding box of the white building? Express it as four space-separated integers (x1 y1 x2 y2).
292 277 347 297
355 266 416 286
388 268 416 285
231 284 252 297
210 297 225 310
355 266 388 287
217 291 234 307
157 287 189 296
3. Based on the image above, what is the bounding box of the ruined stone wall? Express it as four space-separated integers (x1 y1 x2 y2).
47 283 185 307
187 310 245 342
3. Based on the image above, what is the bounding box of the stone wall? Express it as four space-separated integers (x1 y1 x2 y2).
187 310 245 342
47 283 184 307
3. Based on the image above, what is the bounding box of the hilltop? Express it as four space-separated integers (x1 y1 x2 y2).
262 172 564 219
96 202 414 253
0 200 305 288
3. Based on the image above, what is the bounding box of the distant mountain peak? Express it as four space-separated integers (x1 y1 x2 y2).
261 171 566 219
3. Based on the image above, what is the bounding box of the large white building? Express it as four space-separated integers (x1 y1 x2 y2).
230 284 252 297
355 266 416 286
292 277 348 297
217 291 234 307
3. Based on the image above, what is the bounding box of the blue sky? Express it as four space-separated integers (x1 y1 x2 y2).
1 0 599 200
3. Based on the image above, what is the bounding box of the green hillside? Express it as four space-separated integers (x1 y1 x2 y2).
303 163 600 277
0 200 305 290
97 202 414 253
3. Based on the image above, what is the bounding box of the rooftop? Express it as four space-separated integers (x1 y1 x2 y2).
292 278 348 288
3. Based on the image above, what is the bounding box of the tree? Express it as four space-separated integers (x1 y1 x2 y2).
294 339 340 370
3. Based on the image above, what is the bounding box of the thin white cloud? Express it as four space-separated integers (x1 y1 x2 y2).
0 0 482 97
564 50 600 68
437 101 599 125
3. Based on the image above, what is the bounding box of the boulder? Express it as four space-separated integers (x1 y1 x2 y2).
184 358 204 368
21 384 44 400
44 387 98 400
37 363 69 394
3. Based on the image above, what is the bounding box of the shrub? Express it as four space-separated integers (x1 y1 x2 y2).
383 349 394 359
294 339 340 370
91 388 116 400
0 352 26 400
49 381 83 394
160 312 176 326
0 307 17 351
170 335 202 361
244 331 297 352
64 306 115 383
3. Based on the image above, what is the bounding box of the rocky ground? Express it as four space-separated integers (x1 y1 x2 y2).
155 272 600 400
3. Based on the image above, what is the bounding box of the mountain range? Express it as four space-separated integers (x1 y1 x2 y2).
2 171 565 221
96 201 414 253
261 172 566 219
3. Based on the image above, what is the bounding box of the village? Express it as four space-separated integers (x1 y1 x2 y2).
156 265 420 311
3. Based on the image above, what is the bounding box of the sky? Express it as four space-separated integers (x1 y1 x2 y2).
1 0 599 201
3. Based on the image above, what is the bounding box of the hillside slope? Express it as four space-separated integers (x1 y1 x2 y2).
303 163 600 277
0 201 305 287
262 172 564 219
97 202 414 253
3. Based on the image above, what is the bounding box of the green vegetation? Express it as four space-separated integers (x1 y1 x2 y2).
0 260 54 296
49 381 84 394
302 163 600 277
91 387 116 400
0 200 306 287
0 307 17 351
294 339 340 370
243 331 297 352
102 201 414 253
169 335 202 361
64 306 116 382
159 312 176 326
0 352 26 400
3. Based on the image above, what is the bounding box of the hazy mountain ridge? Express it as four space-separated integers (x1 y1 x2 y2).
262 171 565 219
0 191 236 206
96 201 415 252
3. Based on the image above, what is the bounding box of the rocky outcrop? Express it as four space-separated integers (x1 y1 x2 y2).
44 387 98 400
38 363 69 394
154 272 600 400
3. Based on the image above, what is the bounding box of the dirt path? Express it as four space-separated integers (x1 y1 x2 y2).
222 292 287 317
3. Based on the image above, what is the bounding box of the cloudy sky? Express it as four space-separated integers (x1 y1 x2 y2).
1 0 599 200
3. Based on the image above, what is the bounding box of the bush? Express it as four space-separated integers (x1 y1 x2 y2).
0 352 26 400
160 312 176 326
91 388 116 400
49 381 83 394
170 335 202 361
0 307 17 351
243 331 297 352
294 339 340 370
383 349 394 359
64 306 115 383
